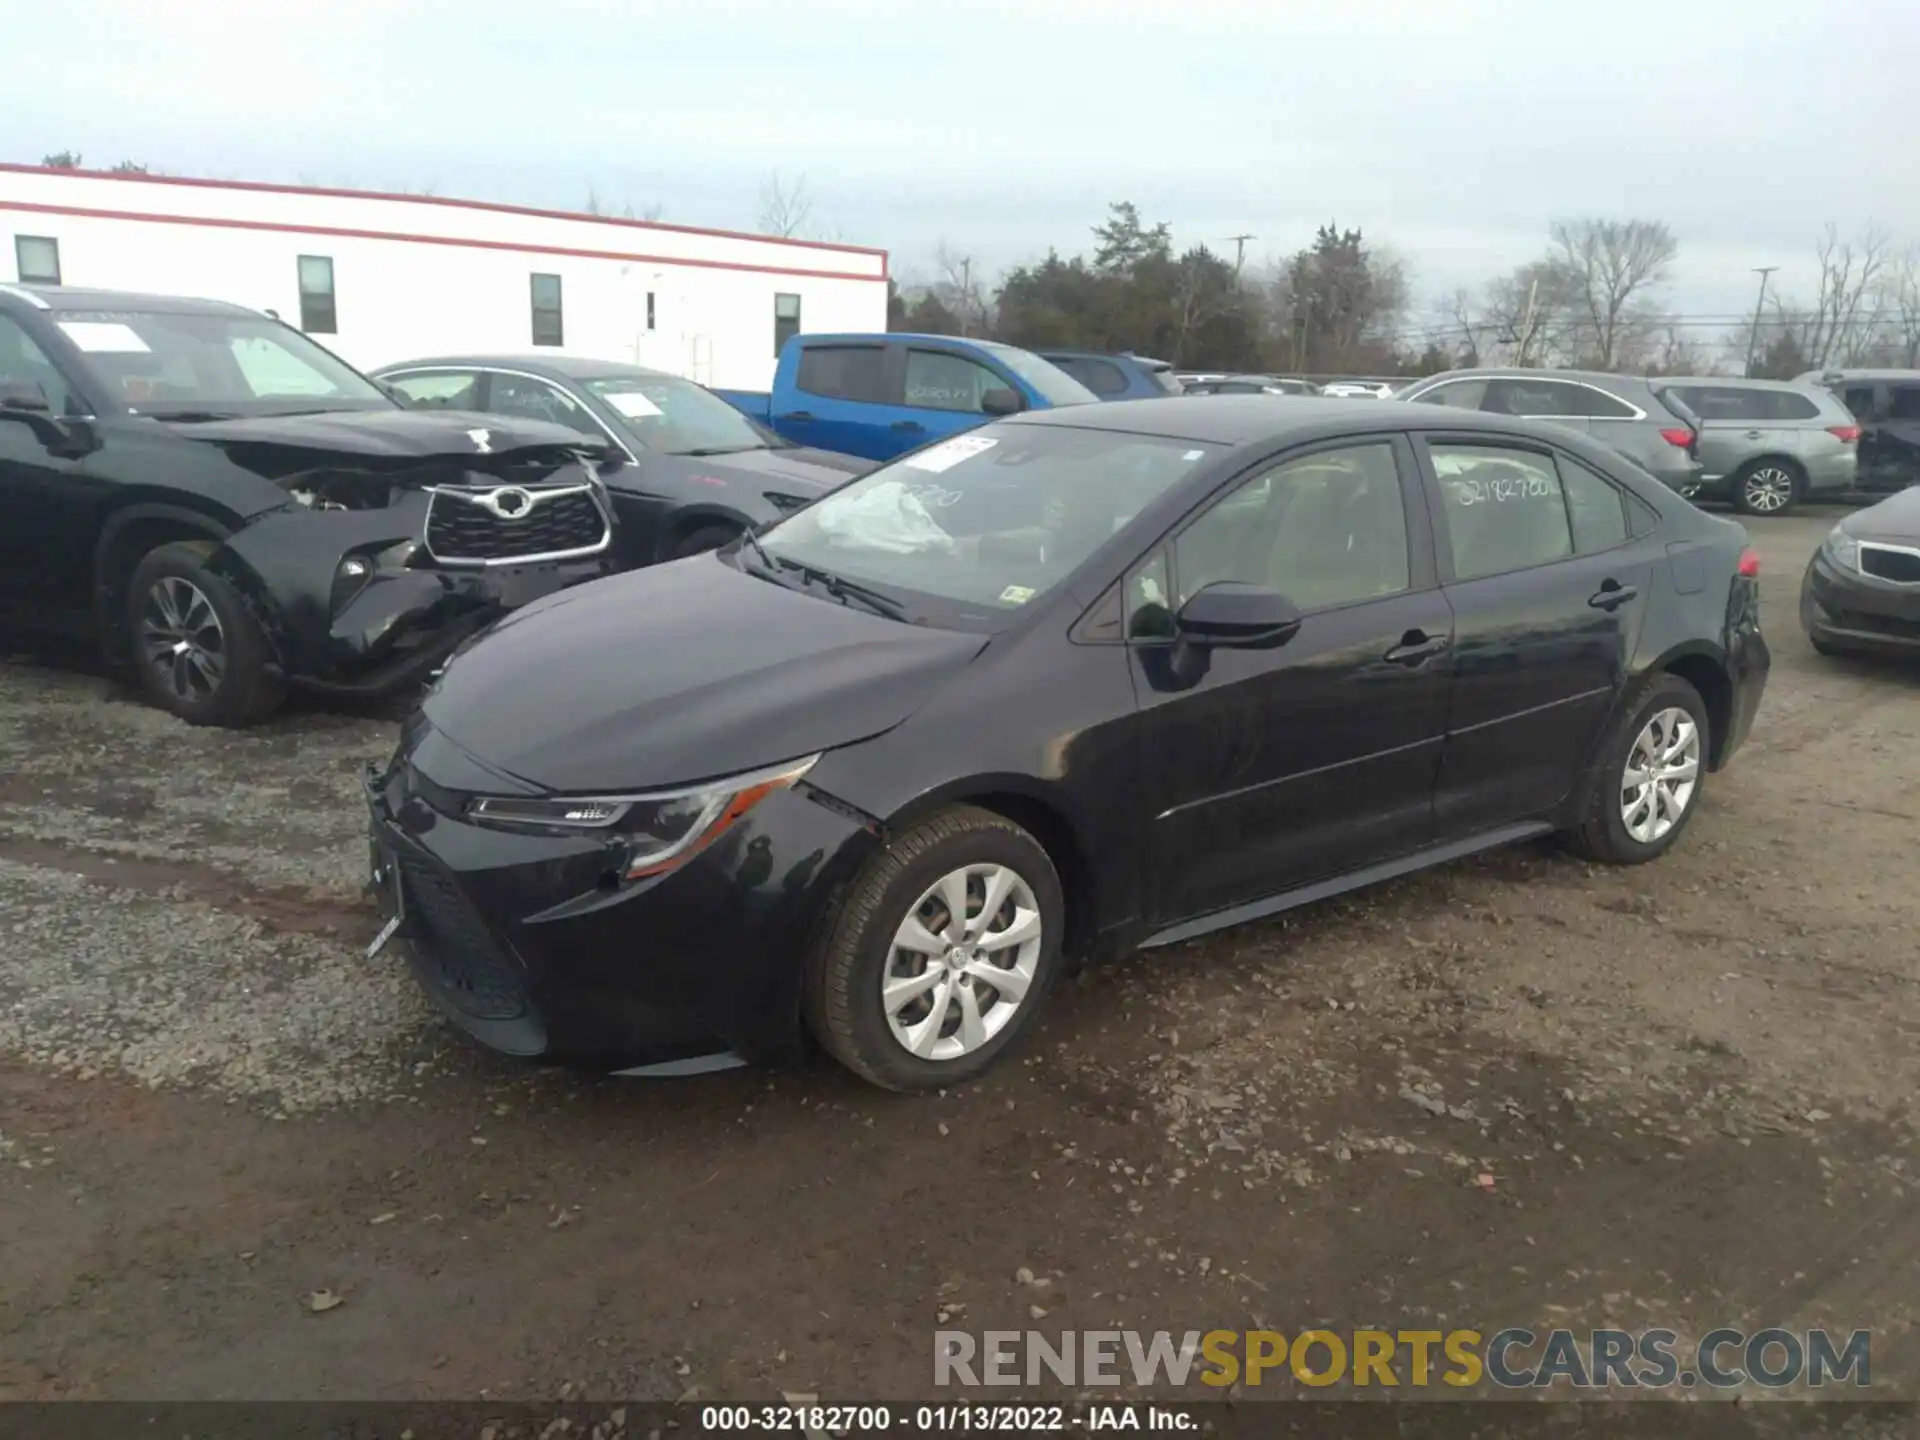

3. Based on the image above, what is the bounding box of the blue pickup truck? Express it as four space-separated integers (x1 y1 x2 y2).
714 333 1097 462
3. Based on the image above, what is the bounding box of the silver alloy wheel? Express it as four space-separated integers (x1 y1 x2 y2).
882 863 1042 1062
1620 706 1701 844
1742 465 1796 513
139 576 227 703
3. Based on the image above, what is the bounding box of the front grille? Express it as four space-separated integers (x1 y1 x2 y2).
394 849 531 1021
424 484 609 565
1860 544 1920 586
1830 607 1920 640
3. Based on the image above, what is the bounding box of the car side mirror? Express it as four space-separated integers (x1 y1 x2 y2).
0 379 50 414
980 387 1023 416
1175 581 1303 649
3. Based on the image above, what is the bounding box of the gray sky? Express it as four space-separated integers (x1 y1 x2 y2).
11 0 1918 339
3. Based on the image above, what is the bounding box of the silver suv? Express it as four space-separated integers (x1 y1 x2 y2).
1648 377 1859 515
1396 368 1704 497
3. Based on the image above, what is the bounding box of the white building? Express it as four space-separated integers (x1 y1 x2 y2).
0 163 889 390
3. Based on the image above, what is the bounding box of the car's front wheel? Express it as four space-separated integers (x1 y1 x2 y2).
1562 673 1709 865
805 805 1064 1091
125 542 286 727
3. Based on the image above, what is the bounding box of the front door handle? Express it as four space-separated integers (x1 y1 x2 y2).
1745 430 1764 440
1384 631 1449 666
892 420 925 433
1589 580 1639 611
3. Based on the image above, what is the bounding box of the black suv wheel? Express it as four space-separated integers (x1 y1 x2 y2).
126 542 287 727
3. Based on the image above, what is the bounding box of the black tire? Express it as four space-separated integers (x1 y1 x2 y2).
125 541 287 727
671 523 741 559
803 805 1065 1092
1731 459 1803 517
1561 673 1710 865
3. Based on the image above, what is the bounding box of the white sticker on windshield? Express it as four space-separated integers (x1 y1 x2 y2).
999 584 1036 605
1183 449 1205 461
603 390 663 419
902 434 997 474
58 321 151 354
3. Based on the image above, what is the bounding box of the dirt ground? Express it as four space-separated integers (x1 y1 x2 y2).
3 510 1917 1405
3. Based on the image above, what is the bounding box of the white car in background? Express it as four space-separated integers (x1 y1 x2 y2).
1320 380 1398 399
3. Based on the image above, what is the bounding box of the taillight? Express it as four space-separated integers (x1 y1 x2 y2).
1827 424 1861 444
1659 427 1695 449
1737 548 1761 579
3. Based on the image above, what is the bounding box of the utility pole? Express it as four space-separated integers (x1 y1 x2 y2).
1222 234 1255 275
958 256 973 337
1743 266 1778 378
1513 277 1541 367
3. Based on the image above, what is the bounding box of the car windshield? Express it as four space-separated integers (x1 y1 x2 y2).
53 309 388 417
583 374 775 455
972 342 1099 407
752 423 1218 629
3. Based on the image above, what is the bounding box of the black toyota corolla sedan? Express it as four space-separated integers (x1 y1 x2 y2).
1800 487 1920 660
366 397 1770 1090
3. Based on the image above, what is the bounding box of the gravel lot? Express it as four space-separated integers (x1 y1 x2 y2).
3 510 1918 1404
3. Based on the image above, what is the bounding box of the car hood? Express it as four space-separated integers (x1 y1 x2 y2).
172 407 611 470
615 443 868 498
1844 487 1920 541
421 555 985 792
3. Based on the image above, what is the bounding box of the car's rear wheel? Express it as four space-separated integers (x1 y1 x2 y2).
671 523 741 559
804 805 1064 1091
1562 673 1709 865
1733 460 1802 516
126 542 286 727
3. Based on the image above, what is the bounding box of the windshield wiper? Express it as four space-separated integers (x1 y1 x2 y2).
146 409 237 422
780 560 911 622
675 444 766 457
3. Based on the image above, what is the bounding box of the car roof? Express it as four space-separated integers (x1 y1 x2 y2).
376 353 678 382
1006 394 1579 447
1416 367 1653 389
1797 368 1920 382
1654 374 1821 392
1 284 258 317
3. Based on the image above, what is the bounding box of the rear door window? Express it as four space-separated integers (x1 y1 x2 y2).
383 370 484 410
1888 384 1920 421
1429 443 1574 580
795 344 889 403
1841 385 1879 420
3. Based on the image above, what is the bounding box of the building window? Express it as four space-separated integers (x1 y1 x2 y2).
297 255 336 334
15 235 60 285
531 273 564 347
774 292 801 355
646 291 656 332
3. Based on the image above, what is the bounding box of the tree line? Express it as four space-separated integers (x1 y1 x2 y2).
894 202 1920 380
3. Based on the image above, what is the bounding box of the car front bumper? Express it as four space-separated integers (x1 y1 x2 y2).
212 491 615 697
1800 549 1920 654
363 725 881 1067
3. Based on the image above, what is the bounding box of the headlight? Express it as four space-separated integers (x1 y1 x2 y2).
466 754 819 879
1822 527 1861 572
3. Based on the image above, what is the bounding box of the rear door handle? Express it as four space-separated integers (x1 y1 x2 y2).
782 410 815 422
892 420 925 433
1589 581 1639 611
1384 631 1449 666
1745 430 1764 440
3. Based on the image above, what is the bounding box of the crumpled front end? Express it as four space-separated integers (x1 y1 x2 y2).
208 447 616 696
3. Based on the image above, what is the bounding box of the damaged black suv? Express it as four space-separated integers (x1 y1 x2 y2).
0 284 616 726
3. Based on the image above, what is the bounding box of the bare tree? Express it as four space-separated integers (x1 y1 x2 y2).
1645 318 1715 376
1774 224 1892 367
1880 243 1920 367
1548 218 1678 369
757 171 814 239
